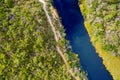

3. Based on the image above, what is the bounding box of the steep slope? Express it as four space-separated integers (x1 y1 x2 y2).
0 0 87 80
79 0 120 80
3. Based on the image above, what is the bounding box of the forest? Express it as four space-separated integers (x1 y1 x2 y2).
0 0 88 80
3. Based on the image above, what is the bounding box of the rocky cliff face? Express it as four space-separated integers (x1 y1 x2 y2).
79 0 120 80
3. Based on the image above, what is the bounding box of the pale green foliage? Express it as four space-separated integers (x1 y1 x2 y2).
80 0 120 80
80 0 120 56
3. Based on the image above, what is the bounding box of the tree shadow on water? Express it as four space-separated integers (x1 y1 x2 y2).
53 0 87 37
53 0 113 80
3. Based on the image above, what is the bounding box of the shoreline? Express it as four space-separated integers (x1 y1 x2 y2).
79 1 120 79
81 16 120 80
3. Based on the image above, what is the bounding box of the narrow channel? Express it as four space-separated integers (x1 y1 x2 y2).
53 0 113 80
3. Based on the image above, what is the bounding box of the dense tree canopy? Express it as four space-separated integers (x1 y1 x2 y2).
0 0 87 80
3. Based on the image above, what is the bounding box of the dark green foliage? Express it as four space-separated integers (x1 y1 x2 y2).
103 44 117 53
4 0 14 8
0 0 87 80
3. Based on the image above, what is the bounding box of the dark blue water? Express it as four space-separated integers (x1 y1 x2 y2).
53 0 113 80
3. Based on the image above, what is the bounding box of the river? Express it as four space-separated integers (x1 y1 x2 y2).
53 0 113 80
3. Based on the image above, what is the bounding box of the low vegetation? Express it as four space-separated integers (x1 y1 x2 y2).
80 0 120 80
0 0 88 80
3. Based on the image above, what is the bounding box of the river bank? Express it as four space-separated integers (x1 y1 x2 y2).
53 0 113 80
79 0 120 79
